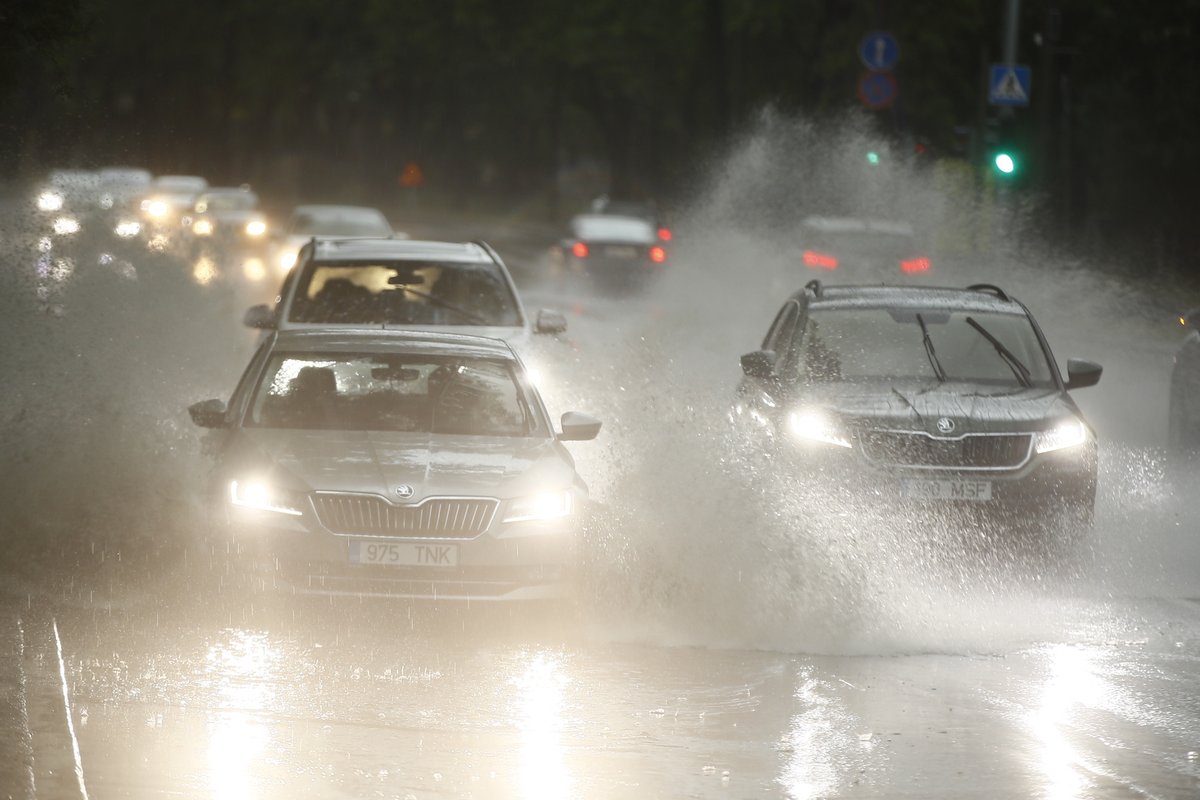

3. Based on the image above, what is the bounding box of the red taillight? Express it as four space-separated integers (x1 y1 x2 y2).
649 245 667 263
900 257 931 273
657 227 673 242
571 241 589 258
803 250 838 270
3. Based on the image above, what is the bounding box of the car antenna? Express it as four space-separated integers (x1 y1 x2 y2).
805 279 823 297
966 283 1010 302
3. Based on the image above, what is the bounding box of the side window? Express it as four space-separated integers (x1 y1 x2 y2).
763 302 800 363
227 341 272 421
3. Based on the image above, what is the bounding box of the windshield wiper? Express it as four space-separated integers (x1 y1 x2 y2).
890 386 924 422
390 286 489 325
965 316 1032 388
916 313 946 382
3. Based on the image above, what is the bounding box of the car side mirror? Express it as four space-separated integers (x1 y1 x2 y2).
740 350 776 380
558 411 601 441
243 303 277 329
1064 359 1102 390
535 308 568 335
188 399 228 428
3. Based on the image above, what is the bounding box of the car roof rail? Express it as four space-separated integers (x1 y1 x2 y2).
804 279 823 297
966 283 1010 302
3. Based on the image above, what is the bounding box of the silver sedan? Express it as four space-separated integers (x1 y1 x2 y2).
188 329 600 601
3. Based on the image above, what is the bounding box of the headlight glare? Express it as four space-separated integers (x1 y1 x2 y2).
192 219 214 236
114 220 141 238
38 191 64 211
229 479 304 516
503 490 574 523
245 219 267 237
1034 419 1088 454
787 409 851 448
144 198 170 219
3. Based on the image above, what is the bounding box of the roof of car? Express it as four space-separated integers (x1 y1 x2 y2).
801 284 1027 314
292 204 386 217
270 329 517 360
309 238 495 264
801 217 915 236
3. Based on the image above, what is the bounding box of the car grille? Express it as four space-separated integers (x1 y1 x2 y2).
860 431 1031 469
312 495 498 538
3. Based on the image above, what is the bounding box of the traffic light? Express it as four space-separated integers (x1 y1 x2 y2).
993 151 1017 175
866 150 881 166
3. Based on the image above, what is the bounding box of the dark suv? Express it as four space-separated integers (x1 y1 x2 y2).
734 282 1103 538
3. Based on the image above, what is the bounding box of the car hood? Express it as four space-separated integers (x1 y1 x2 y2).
234 429 571 500
797 380 1079 435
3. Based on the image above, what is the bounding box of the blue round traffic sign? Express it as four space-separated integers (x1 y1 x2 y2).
857 71 897 109
859 31 900 71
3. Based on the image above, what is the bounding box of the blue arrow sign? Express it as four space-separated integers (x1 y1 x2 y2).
859 32 900 71
989 64 1032 106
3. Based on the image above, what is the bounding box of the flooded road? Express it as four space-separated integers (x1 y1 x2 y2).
3 208 1200 799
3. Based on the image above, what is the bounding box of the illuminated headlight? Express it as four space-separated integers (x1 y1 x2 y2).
114 220 141 238
52 216 80 235
245 219 267 237
787 409 852 448
38 191 64 211
143 198 170 219
192 218 214 236
192 256 217 286
229 480 303 516
1034 419 1088 454
503 490 574 523
279 250 297 271
242 257 266 282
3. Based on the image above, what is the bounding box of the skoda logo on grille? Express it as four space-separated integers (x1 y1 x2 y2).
935 417 956 435
394 484 415 499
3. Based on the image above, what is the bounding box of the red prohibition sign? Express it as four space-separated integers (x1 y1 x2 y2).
858 71 897 109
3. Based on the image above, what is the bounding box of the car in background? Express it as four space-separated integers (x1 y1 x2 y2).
97 167 154 241
590 195 672 242
189 186 272 284
552 213 668 292
734 281 1102 544
1169 307 1200 462
245 237 567 340
139 174 209 246
33 170 99 239
187 329 601 600
798 217 931 279
273 204 397 274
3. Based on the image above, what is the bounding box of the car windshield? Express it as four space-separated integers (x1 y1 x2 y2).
247 353 536 436
154 176 207 193
288 261 522 327
196 191 258 212
291 210 391 236
803 225 919 260
788 307 1055 387
572 215 655 243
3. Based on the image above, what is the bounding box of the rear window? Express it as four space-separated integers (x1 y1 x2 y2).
248 353 541 436
290 210 391 237
572 215 655 243
288 261 521 327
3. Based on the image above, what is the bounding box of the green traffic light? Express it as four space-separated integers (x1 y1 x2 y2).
994 153 1016 174
866 151 880 166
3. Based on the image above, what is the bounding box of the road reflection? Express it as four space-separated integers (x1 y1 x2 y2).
205 630 279 800
513 649 573 799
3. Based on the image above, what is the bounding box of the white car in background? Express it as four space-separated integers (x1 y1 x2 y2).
273 204 398 274
140 175 209 245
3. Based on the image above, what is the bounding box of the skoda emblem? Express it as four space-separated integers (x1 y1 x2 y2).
394 484 415 499
935 417 956 435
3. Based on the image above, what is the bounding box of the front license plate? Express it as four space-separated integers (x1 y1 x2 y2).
349 540 459 567
900 479 993 501
605 245 638 259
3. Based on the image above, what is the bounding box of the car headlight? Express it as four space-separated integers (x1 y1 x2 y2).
1034 419 1088 454
279 250 297 271
37 191 64 211
192 219 214 236
245 219 267 237
503 490 574 523
52 216 80 236
229 480 304 516
787 409 852 448
143 198 170 219
114 220 141 238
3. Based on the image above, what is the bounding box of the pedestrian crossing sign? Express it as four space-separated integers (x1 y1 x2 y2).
989 64 1032 107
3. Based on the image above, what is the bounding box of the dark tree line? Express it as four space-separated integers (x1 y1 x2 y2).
1 0 1197 269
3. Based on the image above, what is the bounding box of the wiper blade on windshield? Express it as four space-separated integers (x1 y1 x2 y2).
916 313 946 382
391 285 489 325
965 316 1032 387
890 386 924 421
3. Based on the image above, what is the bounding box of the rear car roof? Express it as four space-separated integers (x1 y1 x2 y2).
309 238 495 264
802 285 1027 315
270 329 517 360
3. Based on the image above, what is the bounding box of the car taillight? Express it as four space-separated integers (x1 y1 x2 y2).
571 241 589 258
803 250 838 269
649 245 667 263
657 227 673 242
900 257 931 273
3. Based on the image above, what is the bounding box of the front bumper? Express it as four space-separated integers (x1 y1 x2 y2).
222 506 579 601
